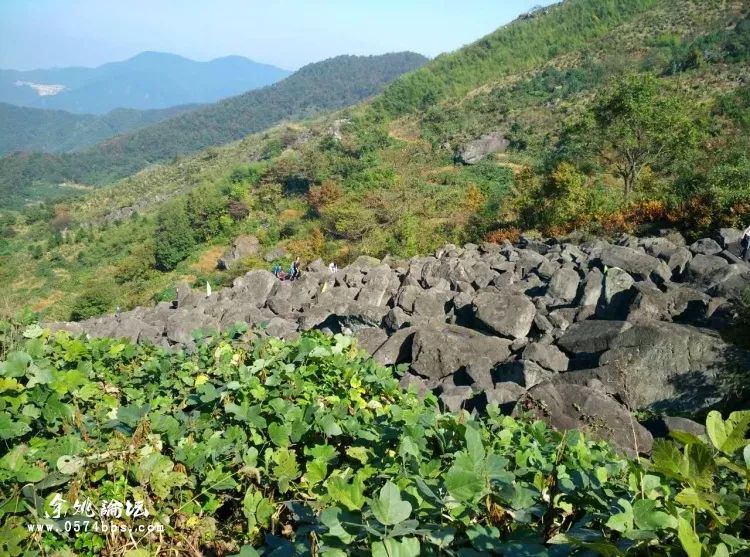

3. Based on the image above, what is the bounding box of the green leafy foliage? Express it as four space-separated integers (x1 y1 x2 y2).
0 327 748 555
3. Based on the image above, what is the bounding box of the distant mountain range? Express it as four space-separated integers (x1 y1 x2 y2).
0 102 200 155
0 52 429 207
0 51 291 114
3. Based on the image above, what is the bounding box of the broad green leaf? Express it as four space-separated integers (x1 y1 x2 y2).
268 422 291 447
26 365 53 388
370 481 412 526
677 516 702 557
706 410 750 455
445 465 483 503
305 444 337 462
713 543 730 557
744 445 750 470
327 475 366 511
230 546 261 557
49 368 88 395
371 537 420 557
272 449 300 493
345 446 369 464
0 377 23 392
669 429 704 447
605 499 634 533
632 498 677 531
684 442 715 489
466 525 504 552
465 425 485 465
1 351 32 378
242 488 275 532
305 460 327 485
318 413 343 436
117 404 150 427
651 439 682 477
0 412 31 440
320 507 355 544
22 324 44 339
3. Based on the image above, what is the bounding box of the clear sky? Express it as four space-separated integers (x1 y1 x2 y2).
0 0 557 71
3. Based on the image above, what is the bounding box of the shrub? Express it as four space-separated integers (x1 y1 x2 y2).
69 280 117 320
153 200 195 271
228 200 250 222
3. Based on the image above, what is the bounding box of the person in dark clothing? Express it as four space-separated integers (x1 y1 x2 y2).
291 257 301 280
742 224 750 262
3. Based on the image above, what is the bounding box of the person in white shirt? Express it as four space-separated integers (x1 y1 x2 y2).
742 224 750 262
328 261 337 273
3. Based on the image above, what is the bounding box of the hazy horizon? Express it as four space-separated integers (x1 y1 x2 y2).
0 0 556 72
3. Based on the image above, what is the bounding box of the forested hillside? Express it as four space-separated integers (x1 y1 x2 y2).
0 52 428 208
0 102 199 155
0 0 748 323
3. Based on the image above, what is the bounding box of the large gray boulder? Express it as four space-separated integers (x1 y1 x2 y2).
591 244 671 283
473 291 536 339
557 320 632 355
373 327 418 366
166 310 218 346
410 325 512 380
707 265 750 301
562 321 750 415
232 270 277 307
522 343 569 372
595 268 635 320
547 266 580 302
456 132 509 164
493 359 556 388
719 228 744 257
356 266 394 306
514 381 653 456
686 254 728 284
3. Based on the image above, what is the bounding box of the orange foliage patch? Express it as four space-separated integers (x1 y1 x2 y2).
192 245 227 273
280 208 304 221
307 181 343 211
486 228 521 244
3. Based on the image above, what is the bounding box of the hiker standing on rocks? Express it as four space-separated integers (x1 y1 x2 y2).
742 224 750 262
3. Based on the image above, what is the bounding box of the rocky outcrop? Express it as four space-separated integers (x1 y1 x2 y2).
217 235 260 270
456 132 509 164
48 230 750 454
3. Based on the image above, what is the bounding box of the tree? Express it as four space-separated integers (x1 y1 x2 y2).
153 201 195 271
70 279 117 321
589 75 699 200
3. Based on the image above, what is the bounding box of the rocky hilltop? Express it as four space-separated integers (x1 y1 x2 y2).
50 230 750 454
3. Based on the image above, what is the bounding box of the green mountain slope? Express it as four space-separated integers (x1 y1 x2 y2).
0 102 200 155
0 52 428 208
1 0 748 321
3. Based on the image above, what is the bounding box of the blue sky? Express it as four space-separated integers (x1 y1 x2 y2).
0 0 556 71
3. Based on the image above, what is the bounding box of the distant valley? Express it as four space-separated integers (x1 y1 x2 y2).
0 102 200 155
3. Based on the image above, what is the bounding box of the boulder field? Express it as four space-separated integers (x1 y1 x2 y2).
49 230 750 455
